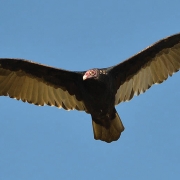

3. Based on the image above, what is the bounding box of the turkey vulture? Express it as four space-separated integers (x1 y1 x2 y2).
0 33 180 143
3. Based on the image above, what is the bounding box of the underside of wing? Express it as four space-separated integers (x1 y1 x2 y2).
0 58 87 111
109 33 180 104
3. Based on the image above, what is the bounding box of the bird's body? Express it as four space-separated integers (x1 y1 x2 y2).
0 33 180 143
82 70 114 117
81 70 123 142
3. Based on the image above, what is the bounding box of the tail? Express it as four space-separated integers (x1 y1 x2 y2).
92 109 124 143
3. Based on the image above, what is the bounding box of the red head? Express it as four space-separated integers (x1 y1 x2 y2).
83 69 98 80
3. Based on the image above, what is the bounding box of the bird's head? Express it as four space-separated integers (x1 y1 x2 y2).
83 69 99 80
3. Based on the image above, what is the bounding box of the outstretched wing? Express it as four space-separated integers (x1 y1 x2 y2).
0 58 87 111
109 33 180 104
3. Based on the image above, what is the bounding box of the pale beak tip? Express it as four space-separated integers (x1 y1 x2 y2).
83 75 87 80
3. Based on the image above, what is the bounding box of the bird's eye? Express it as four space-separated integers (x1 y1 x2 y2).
91 71 95 75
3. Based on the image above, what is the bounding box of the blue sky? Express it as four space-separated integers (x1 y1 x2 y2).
0 0 180 179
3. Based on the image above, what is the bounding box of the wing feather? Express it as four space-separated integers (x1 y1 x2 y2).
109 33 180 104
20 76 29 102
132 69 142 95
0 59 87 111
14 75 25 100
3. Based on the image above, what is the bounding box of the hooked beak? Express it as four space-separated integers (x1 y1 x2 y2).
83 74 87 80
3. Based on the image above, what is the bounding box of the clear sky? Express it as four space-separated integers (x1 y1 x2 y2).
0 0 180 179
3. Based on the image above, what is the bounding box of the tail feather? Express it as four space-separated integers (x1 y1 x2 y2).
92 109 124 143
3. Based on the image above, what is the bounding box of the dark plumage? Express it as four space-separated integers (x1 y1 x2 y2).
0 33 180 143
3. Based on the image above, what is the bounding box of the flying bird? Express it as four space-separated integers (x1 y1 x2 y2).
0 33 180 143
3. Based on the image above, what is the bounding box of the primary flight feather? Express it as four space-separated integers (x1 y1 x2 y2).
0 33 180 143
